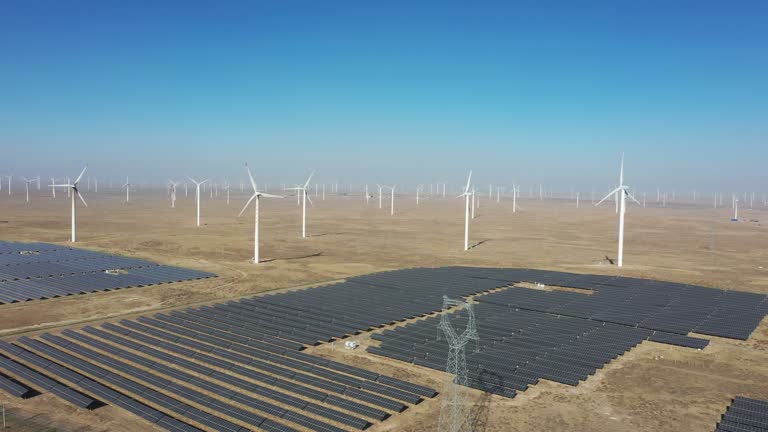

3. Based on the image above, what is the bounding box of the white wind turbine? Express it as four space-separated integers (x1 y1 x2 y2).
49 177 57 198
379 185 396 215
457 171 473 251
377 184 383 209
389 185 396 215
186 176 210 227
595 154 640 267
50 166 88 242
122 178 132 203
471 187 476 219
6 175 11 196
168 180 179 208
512 184 518 213
21 177 36 203
287 171 314 238
239 163 283 263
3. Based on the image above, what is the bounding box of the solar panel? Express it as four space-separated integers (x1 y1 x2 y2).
716 396 768 431
0 241 216 304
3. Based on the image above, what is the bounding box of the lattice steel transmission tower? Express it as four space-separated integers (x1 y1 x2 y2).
437 295 480 432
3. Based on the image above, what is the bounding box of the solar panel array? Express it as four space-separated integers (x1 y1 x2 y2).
0 313 437 431
469 268 768 340
359 267 767 399
0 241 216 304
716 397 768 431
2 266 766 429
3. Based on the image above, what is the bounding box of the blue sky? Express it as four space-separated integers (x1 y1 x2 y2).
1 0 766 191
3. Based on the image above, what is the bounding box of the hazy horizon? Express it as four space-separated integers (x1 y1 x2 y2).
2 1 766 191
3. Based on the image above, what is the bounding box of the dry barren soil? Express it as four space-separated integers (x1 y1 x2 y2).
1 189 767 431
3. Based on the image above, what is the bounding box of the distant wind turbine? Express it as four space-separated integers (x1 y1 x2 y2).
458 171 473 251
168 180 179 208
122 178 132 203
50 166 88 242
239 163 283 263
287 171 315 238
21 177 36 203
595 154 640 267
379 185 396 215
187 176 210 227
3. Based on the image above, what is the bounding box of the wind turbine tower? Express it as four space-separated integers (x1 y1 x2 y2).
50 166 88 242
595 154 640 267
239 163 283 263
187 176 210 227
458 171 472 251
287 171 315 238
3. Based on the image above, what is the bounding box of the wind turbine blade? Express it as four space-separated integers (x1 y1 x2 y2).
244 163 257 192
201 179 210 185
74 166 88 184
306 194 314 206
186 176 198 184
627 191 641 206
595 187 622 206
259 193 284 199
619 153 624 186
238 194 257 217
465 170 473 193
76 190 88 207
303 171 315 189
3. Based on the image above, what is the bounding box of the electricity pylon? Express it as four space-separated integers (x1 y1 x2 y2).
437 296 479 432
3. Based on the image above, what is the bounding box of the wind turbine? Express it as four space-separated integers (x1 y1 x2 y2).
186 177 210 227
49 177 56 198
239 163 283 263
377 184 383 209
122 178 132 203
471 188 476 219
50 166 88 242
287 171 314 238
595 154 640 267
458 171 472 251
388 185 396 215
21 177 35 203
512 184 518 213
5 175 11 196
168 180 179 208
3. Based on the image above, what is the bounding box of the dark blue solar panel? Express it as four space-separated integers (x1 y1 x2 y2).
0 241 215 304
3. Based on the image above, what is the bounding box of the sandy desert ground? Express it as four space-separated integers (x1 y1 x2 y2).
0 187 767 432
